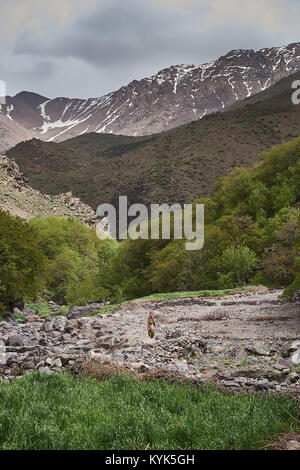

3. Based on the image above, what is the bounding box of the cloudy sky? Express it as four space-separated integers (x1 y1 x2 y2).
1 0 300 99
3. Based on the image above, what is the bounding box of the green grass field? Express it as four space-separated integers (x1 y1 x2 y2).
0 373 298 450
136 287 253 302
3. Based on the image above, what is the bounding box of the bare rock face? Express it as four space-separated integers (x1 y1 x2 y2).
0 155 96 224
1 43 300 143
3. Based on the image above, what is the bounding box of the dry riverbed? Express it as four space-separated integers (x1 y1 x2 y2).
1 288 300 394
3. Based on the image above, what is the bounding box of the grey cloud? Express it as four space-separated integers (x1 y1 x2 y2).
6 0 300 97
13 0 276 67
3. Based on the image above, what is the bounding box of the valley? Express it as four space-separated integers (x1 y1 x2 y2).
1 288 299 396
6 70 300 209
1 3 300 452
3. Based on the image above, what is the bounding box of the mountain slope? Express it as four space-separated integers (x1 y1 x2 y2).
7 70 300 209
0 114 33 154
2 42 300 144
0 156 96 224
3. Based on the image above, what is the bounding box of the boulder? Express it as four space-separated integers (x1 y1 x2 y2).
255 378 270 390
23 361 35 370
246 342 270 356
288 340 300 353
291 350 300 366
38 367 53 375
52 358 62 368
66 303 102 320
42 318 55 333
7 334 24 347
96 336 115 350
0 346 7 365
273 358 293 371
52 316 67 332
65 319 79 333
13 307 23 315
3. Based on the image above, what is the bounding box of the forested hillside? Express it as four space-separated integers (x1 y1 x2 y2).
1 135 299 311
99 136 300 301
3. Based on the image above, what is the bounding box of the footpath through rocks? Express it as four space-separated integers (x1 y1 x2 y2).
1 288 300 394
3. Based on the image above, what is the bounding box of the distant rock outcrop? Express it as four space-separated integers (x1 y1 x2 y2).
0 155 96 224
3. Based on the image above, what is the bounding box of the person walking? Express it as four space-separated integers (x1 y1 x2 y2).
147 313 156 339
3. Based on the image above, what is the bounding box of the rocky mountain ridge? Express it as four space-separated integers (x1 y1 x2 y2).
1 42 300 148
7 70 300 210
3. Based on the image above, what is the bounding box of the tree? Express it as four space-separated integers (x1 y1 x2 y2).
218 245 258 286
0 210 46 309
28 216 109 305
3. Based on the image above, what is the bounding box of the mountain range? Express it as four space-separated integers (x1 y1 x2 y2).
7 70 300 210
1 42 300 153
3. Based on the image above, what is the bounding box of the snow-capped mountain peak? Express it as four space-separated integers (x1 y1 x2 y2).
1 42 300 145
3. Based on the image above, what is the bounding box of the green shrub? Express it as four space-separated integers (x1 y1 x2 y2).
218 245 258 286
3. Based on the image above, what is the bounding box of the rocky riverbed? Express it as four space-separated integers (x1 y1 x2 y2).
1 288 300 394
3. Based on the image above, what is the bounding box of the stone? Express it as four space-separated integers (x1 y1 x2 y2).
66 303 102 320
228 346 247 358
175 360 189 371
42 318 55 333
7 334 24 347
0 346 7 365
13 307 23 315
287 340 300 353
246 342 270 356
65 319 79 333
38 367 53 375
60 334 71 342
52 358 62 368
222 380 240 387
285 373 298 385
22 307 33 315
50 331 61 340
291 350 300 366
256 378 270 389
273 358 293 371
52 316 67 332
23 361 35 370
24 315 41 323
137 363 150 373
